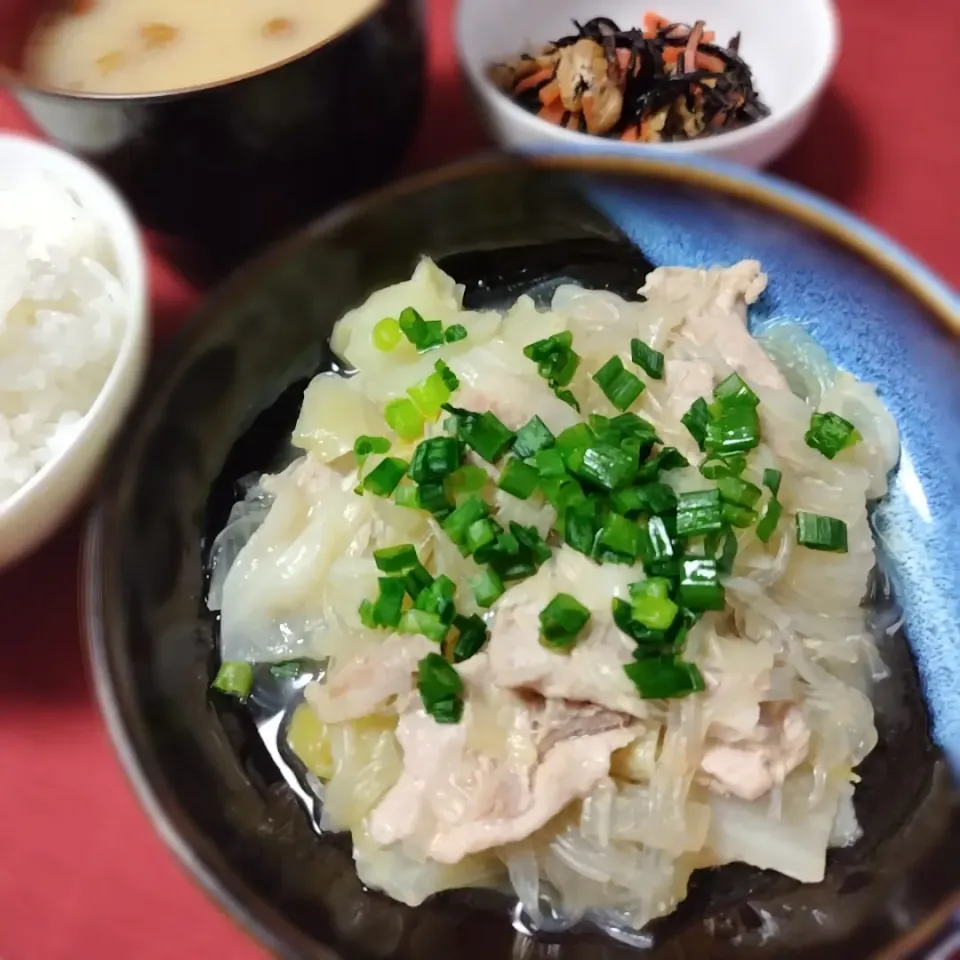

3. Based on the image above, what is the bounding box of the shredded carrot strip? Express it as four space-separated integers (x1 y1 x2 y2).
696 52 726 73
514 67 553 94
621 125 640 141
538 81 561 105
639 118 651 141
537 101 565 124
663 46 682 65
565 112 580 130
684 21 705 73
581 93 597 131
616 47 632 70
642 11 671 37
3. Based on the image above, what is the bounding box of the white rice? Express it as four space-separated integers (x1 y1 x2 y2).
0 174 126 502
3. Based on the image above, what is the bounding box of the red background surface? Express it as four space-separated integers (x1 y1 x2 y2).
0 1 958 958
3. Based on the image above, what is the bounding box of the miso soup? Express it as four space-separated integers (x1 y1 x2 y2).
24 0 380 94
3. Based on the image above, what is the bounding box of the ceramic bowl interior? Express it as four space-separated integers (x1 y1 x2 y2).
456 0 838 167
0 132 147 570
85 154 960 960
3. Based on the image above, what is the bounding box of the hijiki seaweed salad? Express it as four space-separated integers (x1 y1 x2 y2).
206 258 899 937
488 11 770 142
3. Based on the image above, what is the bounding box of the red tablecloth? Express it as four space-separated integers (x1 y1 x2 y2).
0 2 958 959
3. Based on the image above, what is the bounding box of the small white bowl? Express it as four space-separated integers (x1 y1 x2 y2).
456 0 839 168
0 134 148 570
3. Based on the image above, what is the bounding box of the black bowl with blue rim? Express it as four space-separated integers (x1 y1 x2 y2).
84 153 960 960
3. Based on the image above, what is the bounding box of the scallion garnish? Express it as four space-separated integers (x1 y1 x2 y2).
408 437 463 484
721 502 759 528
629 578 679 631
523 331 580 387
403 561 433 599
444 404 515 463
406 371 452 418
361 456 408 497
762 468 782 496
717 529 739 574
681 397 711 451
562 501 598 556
538 593 591 649
353 435 391 465
372 317 402 352
441 496 489 547
465 517 499 558
497 458 539 500
533 447 567 477
635 445 687 481
713 372 759 408
384 398 424 441
676 489 723 537
795 511 848 553
212 661 254 701
470 567 504 608
512 416 555 459
393 483 420 510
447 464 488 494
452 614 488 662
640 515 675 569
444 324 468 343
594 513 642 564
705 405 761 455
373 543 418 573
434 359 460 391
399 608 449 643
416 480 452 518
593 356 645 412
717 475 762 509
755 497 783 543
623 658 705 699
399 306 443 352
417 652 464 723
611 481 677 517
699 454 747 480
678 558 725 610
805 412 861 460
413 574 457 624
630 338 664 379
567 443 638 491
359 576 407 628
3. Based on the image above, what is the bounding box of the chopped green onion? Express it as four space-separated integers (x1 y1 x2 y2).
444 324 468 343
722 503 758 528
452 614 488 663
594 514 642 564
413 574 457 624
681 397 711 452
567 443 638 491
417 652 464 723
717 528 739 574
434 359 460 391
538 593 591 649
384 398 424 441
505 522 551 570
699 454 747 480
676 489 723 537
399 608 449 643
447 464 488 494
407 371 451 419
465 517 499 557
372 317 402 352
212 661 254 700
805 412 860 460
795 511 848 553
513 416 556 459
624 658 705 699
393 483 420 510
629 578 679 630
444 405 515 463
539 474 586 511
562 502 599 556
555 423 594 458
714 372 759 409
639 515 675 568
416 480 452 517
373 543 418 573
553 386 581 411
269 660 308 680
533 447 567 477
403 561 433 599
362 456 408 497
593 356 645 412
630 577 672 600
523 331 580 387
470 568 504 608
408 437 462 483
399 306 443 352
630 338 664 379
678 558 725 611
498 458 539 500
717 475 762 509
361 576 407 628
353 435 391 465
755 497 783 543
611 481 677 517
705 406 761 455
441 496 489 546
762 468 782 496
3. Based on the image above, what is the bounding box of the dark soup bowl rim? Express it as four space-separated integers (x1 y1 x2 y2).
82 152 960 960
2 0 390 101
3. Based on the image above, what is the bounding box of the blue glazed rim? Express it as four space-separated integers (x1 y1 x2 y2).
528 146 959 325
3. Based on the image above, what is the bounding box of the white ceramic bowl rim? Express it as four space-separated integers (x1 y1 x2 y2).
456 0 841 155
0 133 148 522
